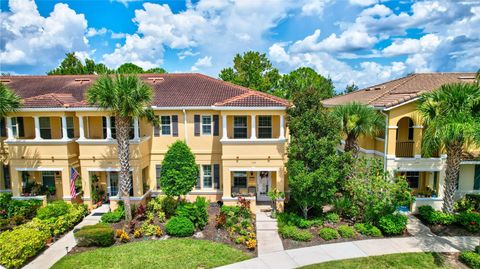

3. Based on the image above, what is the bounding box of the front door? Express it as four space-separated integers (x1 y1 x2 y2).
107 172 119 197
257 171 271 201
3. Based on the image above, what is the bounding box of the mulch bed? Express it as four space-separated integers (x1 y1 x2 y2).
68 204 257 256
427 223 477 236
281 220 411 250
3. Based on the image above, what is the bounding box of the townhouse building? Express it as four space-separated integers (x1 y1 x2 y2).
0 74 289 210
323 73 480 211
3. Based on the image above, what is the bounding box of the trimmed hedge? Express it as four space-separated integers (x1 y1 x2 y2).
354 223 382 237
460 251 480 269
325 213 340 224
417 205 455 225
378 214 408 235
0 227 51 269
100 206 125 223
277 212 323 229
456 211 480 233
338 225 355 238
278 225 313 241
165 217 195 237
318 227 339 241
74 223 115 247
36 201 71 220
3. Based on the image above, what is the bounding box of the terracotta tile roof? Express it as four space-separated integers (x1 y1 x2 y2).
322 73 477 109
0 73 289 109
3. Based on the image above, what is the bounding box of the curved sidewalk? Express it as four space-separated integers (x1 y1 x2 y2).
217 235 480 269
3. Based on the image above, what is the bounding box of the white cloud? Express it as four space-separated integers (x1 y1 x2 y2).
178 49 199 60
349 0 378 6
86 27 107 37
301 0 335 16
0 0 89 69
191 56 212 71
382 34 441 56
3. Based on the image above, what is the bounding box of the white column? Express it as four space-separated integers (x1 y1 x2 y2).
61 116 69 140
78 116 85 140
279 115 285 139
6 117 13 140
33 116 42 140
250 115 256 140
105 116 112 139
133 117 140 140
222 115 228 140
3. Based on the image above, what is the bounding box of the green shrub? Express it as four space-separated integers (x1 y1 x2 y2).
338 225 355 238
74 223 114 247
36 201 70 220
460 251 480 269
278 225 313 241
325 212 340 223
176 197 209 230
148 195 178 218
0 193 42 220
165 217 195 237
318 227 339 241
378 214 408 235
0 227 50 269
354 223 382 237
418 205 435 219
140 222 157 236
101 206 124 223
277 212 321 229
417 205 455 225
455 194 480 213
456 211 480 233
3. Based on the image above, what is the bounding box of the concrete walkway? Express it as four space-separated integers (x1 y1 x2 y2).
24 204 110 269
256 211 284 255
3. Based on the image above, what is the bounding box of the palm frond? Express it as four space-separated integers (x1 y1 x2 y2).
332 102 385 139
0 83 21 117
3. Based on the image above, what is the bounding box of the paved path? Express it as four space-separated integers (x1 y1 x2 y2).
256 211 284 255
218 214 480 269
24 204 110 269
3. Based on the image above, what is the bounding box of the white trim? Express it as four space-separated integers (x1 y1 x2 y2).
220 138 286 144
87 167 134 172
383 97 420 111
76 136 149 145
394 167 442 172
4 139 74 144
412 125 423 129
200 115 213 136
388 125 398 129
17 106 287 113
12 195 47 201
222 196 256 201
109 190 152 201
152 190 223 196
229 167 279 172
415 197 443 201
374 137 385 142
461 161 480 164
16 167 63 171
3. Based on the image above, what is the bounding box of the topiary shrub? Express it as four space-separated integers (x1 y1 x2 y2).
278 225 313 241
338 225 355 238
325 212 340 223
354 223 382 237
460 251 480 269
417 205 455 225
378 213 408 235
74 223 115 247
0 227 51 269
165 216 195 237
456 211 480 233
318 227 339 241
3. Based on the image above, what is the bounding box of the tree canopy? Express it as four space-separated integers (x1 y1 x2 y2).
0 83 21 118
274 67 335 100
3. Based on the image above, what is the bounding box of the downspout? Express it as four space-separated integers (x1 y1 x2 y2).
380 110 388 172
183 109 188 144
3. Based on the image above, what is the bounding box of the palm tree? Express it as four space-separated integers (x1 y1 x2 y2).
87 75 157 223
0 83 21 164
418 83 480 213
332 102 385 157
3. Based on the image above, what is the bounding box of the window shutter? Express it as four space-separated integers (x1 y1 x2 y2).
0 118 6 137
213 115 219 136
474 165 480 190
172 115 178 137
194 115 200 136
196 165 201 189
154 122 160 137
213 164 220 189
156 165 162 189
18 117 24 137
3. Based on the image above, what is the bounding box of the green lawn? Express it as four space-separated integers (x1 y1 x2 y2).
300 253 453 269
52 239 251 269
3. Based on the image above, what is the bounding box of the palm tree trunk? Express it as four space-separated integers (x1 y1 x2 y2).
344 134 359 157
116 116 133 223
442 143 463 214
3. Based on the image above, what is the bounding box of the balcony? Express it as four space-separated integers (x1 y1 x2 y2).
395 141 414 158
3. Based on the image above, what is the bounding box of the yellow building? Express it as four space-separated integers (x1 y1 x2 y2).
323 73 480 211
0 74 289 211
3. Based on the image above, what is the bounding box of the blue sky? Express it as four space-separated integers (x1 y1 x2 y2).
1 0 479 90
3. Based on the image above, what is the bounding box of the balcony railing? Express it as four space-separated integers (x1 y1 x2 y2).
396 141 414 157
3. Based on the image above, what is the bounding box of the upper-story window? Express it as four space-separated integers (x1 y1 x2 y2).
408 119 414 140
258 116 272 139
61 117 75 138
11 117 24 138
0 118 6 137
39 117 51 139
102 117 116 139
202 165 212 188
201 115 212 135
233 116 248 139
161 116 171 135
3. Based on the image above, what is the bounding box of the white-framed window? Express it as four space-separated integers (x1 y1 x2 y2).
39 117 51 139
155 165 162 189
160 116 171 135
202 165 213 189
61 117 75 138
258 116 272 139
233 116 248 139
11 117 24 138
201 115 212 135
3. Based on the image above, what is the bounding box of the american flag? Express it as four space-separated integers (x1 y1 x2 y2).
70 166 80 199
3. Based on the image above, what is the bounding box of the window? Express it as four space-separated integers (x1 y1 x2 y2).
11 117 24 138
161 116 171 135
61 117 75 138
233 116 248 139
408 119 414 140
156 165 162 189
108 172 119 196
39 117 52 139
233 172 247 188
201 116 212 135
474 165 480 190
202 165 212 188
102 117 118 139
41 171 55 189
0 118 6 137
2 165 10 189
258 116 272 138
404 171 420 189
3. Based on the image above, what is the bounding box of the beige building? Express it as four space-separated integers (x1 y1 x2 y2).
0 74 289 210
323 73 480 211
